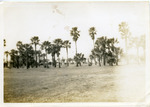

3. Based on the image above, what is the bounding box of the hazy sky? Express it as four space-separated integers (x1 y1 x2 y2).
2 1 149 58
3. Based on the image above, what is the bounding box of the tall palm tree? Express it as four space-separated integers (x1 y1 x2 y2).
23 44 34 69
89 27 97 65
41 41 51 68
53 38 63 68
63 40 71 66
89 27 97 48
31 36 40 68
119 22 129 54
16 41 24 67
10 49 18 68
95 36 108 66
53 38 63 56
36 50 41 66
93 44 102 66
41 53 46 66
119 22 130 64
16 41 23 55
50 44 57 67
70 27 80 54
130 36 140 62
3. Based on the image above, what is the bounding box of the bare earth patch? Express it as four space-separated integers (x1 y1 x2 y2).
4 64 145 102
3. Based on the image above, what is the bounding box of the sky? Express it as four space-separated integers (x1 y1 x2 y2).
1 1 149 59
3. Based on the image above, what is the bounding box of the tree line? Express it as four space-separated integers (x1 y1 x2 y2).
4 22 146 69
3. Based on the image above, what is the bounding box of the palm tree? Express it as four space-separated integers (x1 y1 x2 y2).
22 44 34 69
41 53 46 66
94 37 121 66
107 38 119 65
114 47 122 65
129 35 146 63
50 44 57 67
93 45 102 66
10 49 18 68
31 36 40 68
89 27 97 65
16 41 24 67
130 36 140 63
36 50 41 66
95 36 108 66
89 27 97 48
41 41 51 68
63 40 71 66
74 53 85 67
16 41 23 55
53 38 63 56
119 22 129 54
53 38 63 68
70 27 80 54
16 41 23 48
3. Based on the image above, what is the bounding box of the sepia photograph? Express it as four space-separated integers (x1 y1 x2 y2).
1 0 150 106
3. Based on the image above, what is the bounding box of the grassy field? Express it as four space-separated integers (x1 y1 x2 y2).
4 64 145 103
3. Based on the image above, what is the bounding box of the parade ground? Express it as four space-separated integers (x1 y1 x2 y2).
4 64 145 103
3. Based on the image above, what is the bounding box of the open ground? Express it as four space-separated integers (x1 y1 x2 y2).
4 64 145 103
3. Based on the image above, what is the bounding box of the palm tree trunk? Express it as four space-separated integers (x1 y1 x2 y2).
51 54 53 66
54 54 56 67
66 48 69 66
46 52 48 68
43 54 45 68
116 57 118 65
26 52 28 69
52 53 56 67
116 49 118 65
52 54 54 67
103 54 106 66
35 44 37 68
93 40 96 65
6 54 8 67
99 57 101 66
58 55 61 68
93 40 94 48
39 53 40 67
75 41 77 54
17 56 20 68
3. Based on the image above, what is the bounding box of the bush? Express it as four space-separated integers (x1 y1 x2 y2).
74 53 85 67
